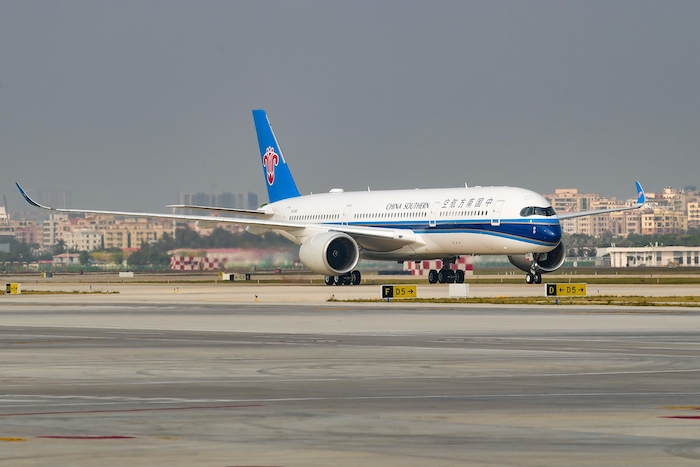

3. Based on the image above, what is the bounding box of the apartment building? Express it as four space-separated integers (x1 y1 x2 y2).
641 209 688 235
544 189 595 215
42 213 69 247
609 210 642 237
688 200 700 229
33 213 175 250
11 219 43 246
64 227 102 251
544 186 693 237
124 218 174 247
0 207 13 237
103 229 130 249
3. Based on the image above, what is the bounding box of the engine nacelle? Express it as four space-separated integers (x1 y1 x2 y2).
298 232 360 275
508 241 566 274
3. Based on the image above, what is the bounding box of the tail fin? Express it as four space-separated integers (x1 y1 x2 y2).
253 110 301 203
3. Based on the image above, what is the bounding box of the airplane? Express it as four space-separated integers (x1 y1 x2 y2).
17 110 646 285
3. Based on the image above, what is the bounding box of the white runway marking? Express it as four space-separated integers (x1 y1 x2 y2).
2 367 700 390
2 391 700 410
0 334 115 340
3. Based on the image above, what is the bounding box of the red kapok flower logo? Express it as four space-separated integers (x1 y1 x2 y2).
263 146 279 185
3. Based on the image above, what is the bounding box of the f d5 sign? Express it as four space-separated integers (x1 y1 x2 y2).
381 285 417 299
546 283 587 297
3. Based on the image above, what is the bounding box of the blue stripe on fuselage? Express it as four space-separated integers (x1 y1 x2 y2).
334 218 562 247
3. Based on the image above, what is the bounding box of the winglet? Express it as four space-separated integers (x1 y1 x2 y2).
16 183 52 210
635 181 646 205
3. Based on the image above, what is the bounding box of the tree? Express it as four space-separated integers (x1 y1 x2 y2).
52 239 66 255
123 225 297 268
79 250 91 266
111 251 124 265
127 242 171 266
35 250 54 261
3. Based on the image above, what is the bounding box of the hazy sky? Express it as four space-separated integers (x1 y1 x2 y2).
1 1 698 212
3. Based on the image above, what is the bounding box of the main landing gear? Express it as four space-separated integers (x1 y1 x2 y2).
324 270 361 286
427 257 466 284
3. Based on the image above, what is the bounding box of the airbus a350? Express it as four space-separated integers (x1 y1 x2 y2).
17 110 645 285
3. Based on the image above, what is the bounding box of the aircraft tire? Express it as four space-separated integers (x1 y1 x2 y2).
446 270 456 283
324 275 333 286
525 273 534 284
428 269 438 284
351 270 361 285
455 269 465 283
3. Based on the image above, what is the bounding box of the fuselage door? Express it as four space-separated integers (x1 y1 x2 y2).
491 200 505 226
342 205 352 225
429 201 440 228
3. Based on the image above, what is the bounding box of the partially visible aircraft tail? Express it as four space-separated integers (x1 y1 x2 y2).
635 181 646 205
253 110 301 203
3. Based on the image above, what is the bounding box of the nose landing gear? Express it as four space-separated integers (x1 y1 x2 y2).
525 271 542 284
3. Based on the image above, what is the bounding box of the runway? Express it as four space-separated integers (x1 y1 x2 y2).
2 303 700 466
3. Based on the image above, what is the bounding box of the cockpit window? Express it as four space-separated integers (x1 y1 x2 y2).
520 206 556 217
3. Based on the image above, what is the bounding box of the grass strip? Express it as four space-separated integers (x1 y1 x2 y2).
337 295 700 307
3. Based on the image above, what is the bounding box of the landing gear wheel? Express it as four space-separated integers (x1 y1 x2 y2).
351 270 361 285
428 269 438 284
333 275 342 286
455 269 465 284
438 269 447 284
525 273 534 284
324 275 333 286
342 274 352 285
533 272 542 284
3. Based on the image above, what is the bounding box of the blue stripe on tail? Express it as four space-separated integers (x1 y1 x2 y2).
253 110 301 203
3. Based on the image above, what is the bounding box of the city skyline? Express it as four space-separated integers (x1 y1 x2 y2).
2 183 698 254
5 182 696 216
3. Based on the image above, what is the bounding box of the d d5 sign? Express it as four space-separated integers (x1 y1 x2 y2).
546 283 586 297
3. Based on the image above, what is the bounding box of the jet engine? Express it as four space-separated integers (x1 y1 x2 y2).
298 232 360 275
508 241 566 274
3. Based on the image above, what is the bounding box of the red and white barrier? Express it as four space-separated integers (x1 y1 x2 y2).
403 256 473 276
170 256 223 271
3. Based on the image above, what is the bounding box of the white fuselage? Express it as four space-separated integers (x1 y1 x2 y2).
261 186 562 261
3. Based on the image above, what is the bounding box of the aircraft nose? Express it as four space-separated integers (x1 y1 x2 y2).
541 222 562 244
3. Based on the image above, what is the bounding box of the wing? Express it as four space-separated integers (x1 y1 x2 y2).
166 204 271 216
557 181 646 220
16 183 417 250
